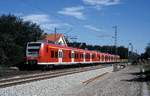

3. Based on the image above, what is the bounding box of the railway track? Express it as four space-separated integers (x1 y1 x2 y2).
0 64 111 88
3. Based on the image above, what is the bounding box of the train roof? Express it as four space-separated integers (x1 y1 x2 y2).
28 41 119 57
46 43 119 56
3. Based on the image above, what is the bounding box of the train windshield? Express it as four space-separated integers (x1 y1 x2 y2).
28 43 41 47
26 43 41 57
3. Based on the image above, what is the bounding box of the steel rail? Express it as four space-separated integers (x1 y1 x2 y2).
0 64 109 88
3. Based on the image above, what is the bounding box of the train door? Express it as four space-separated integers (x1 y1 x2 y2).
71 50 74 63
58 49 63 64
90 53 92 62
83 52 85 63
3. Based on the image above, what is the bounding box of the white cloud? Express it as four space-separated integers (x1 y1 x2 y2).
23 14 50 24
83 0 120 6
22 14 72 33
84 25 101 32
58 6 86 20
82 0 121 10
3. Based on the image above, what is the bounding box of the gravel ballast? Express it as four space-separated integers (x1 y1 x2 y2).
63 65 143 96
0 66 113 96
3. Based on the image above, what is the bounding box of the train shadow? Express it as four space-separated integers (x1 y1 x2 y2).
50 63 107 70
17 61 112 71
121 70 150 82
42 63 113 71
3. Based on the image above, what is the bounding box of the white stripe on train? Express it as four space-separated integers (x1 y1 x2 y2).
37 61 113 65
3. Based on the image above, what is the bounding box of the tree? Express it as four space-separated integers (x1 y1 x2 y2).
0 14 44 66
145 43 150 57
142 42 150 59
68 41 128 59
117 46 128 59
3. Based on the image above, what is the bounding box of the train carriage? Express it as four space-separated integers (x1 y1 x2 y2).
85 50 91 63
26 41 120 68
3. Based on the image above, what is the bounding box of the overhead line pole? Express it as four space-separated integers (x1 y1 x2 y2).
112 26 118 71
113 26 118 55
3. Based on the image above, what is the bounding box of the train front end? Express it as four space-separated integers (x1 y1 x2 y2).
26 42 43 66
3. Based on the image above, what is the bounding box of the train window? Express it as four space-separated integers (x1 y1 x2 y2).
79 54 83 59
28 49 39 53
63 51 66 58
74 53 77 58
69 52 71 58
83 54 85 59
102 55 104 61
86 54 88 59
92 54 95 59
113 57 115 61
75 53 77 59
75 53 78 59
61 52 63 58
111 57 113 60
55 51 58 58
58 51 63 58
62 52 63 58
98 55 100 60
51 51 54 58
76 53 78 59
71 53 74 58
105 56 107 61
86 53 90 59
81 54 83 58
74 53 75 58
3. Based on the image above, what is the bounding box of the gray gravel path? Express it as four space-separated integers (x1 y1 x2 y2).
63 66 143 96
0 66 113 96
0 65 146 96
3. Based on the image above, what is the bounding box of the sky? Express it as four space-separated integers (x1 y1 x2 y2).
0 0 150 54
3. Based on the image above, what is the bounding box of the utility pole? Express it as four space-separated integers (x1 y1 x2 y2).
112 25 118 71
113 26 118 55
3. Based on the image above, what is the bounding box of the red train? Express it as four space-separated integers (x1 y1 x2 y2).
26 41 120 68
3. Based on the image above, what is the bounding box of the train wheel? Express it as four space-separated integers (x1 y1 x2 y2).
42 65 54 71
17 63 28 71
